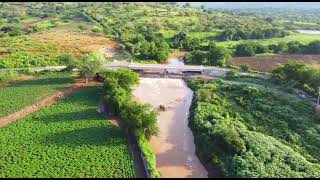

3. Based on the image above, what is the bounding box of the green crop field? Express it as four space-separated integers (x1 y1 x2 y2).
187 78 320 178
0 73 74 118
0 86 135 178
217 33 320 48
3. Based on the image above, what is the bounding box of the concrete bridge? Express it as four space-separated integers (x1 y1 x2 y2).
102 62 231 77
3 62 267 78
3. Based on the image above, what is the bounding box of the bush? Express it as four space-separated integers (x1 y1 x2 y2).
78 52 103 83
207 43 232 66
187 79 320 178
0 69 20 83
60 54 78 72
101 69 160 177
234 42 256 57
185 50 207 65
225 69 238 79
78 24 87 31
239 65 250 72
137 135 160 178
272 61 320 96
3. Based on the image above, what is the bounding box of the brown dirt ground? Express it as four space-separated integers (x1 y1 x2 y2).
0 80 100 128
28 30 120 57
228 54 320 72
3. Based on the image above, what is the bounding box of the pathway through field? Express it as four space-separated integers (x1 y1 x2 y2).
133 78 208 178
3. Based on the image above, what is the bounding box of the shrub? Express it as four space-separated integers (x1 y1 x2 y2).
234 42 256 57
78 52 103 83
225 69 238 79
239 65 250 72
0 69 19 83
60 54 78 72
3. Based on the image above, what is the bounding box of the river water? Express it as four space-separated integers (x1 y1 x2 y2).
132 78 208 178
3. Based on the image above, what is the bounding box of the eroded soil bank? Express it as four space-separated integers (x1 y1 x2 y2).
132 78 208 178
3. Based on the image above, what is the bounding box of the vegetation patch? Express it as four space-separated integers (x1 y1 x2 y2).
101 69 160 177
228 54 320 72
0 86 135 178
28 30 120 58
0 72 74 118
187 78 320 178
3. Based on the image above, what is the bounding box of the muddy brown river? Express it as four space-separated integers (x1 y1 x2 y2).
133 78 208 178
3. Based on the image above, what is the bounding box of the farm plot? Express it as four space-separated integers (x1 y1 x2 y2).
0 73 74 118
0 86 135 178
227 54 320 72
28 30 120 58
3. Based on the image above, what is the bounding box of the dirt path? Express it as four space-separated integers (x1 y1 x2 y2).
0 81 98 128
133 78 208 178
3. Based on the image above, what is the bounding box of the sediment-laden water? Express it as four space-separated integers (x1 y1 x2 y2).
133 78 208 178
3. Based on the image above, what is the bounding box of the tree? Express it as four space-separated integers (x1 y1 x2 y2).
78 52 103 83
239 65 250 72
120 101 159 139
254 43 268 54
287 41 304 54
207 43 231 66
60 54 78 72
235 42 256 57
304 40 320 54
185 50 207 65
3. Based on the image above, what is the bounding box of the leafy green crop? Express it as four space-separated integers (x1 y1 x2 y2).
0 86 135 178
0 73 74 118
187 78 320 178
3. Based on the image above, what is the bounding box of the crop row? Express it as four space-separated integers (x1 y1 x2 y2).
0 73 74 118
0 86 135 178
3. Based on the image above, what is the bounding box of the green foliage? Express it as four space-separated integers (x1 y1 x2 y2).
303 40 320 54
101 69 160 177
121 32 170 62
0 37 65 68
218 26 288 41
185 50 207 65
0 69 19 83
185 43 231 66
77 52 103 83
239 65 250 72
137 134 160 178
287 41 304 54
59 54 78 72
0 87 135 178
101 69 158 139
207 43 231 66
120 101 159 139
187 79 320 177
225 69 238 79
234 42 256 56
272 61 320 95
0 73 74 118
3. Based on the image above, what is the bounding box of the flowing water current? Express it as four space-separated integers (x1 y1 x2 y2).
132 77 208 178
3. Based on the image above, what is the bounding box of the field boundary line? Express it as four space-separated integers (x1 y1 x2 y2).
0 81 98 128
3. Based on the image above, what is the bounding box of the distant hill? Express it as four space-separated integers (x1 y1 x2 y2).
176 2 320 9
